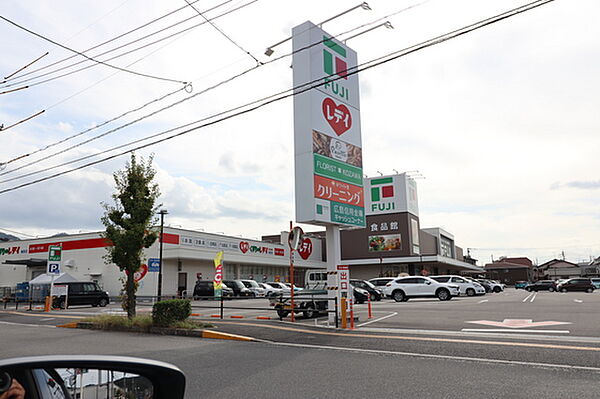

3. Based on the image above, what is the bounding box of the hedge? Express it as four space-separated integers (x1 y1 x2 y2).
152 299 191 327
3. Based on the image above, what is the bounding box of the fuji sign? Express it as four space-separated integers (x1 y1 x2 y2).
466 319 572 329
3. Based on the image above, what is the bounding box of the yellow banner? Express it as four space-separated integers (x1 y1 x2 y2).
213 251 224 293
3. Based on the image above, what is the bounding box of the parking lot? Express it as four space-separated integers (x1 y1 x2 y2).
6 288 599 338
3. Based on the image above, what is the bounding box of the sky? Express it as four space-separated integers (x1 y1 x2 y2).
0 0 599 266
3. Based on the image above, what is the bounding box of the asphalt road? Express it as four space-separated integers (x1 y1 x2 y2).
2 322 600 398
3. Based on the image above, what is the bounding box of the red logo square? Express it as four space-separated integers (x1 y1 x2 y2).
382 185 394 198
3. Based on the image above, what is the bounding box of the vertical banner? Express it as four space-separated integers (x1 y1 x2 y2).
292 21 365 228
213 251 224 298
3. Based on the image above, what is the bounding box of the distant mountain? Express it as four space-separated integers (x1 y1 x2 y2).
0 232 20 241
51 232 70 237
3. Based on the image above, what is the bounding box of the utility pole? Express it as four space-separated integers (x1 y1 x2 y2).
157 209 168 299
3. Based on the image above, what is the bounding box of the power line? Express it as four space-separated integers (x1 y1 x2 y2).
0 0 234 90
0 15 187 85
3 0 207 83
184 0 261 65
0 0 557 194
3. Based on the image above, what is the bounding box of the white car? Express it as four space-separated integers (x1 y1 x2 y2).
240 280 266 297
259 282 283 297
383 276 460 302
430 275 486 296
266 282 292 294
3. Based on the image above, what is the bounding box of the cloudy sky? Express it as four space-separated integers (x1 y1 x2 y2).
0 0 598 265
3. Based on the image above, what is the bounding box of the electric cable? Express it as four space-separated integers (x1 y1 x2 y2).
3 0 208 83
0 0 492 174
184 0 261 65
0 15 187 85
0 0 235 89
0 0 557 194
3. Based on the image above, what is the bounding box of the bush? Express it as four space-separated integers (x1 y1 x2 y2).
152 299 191 327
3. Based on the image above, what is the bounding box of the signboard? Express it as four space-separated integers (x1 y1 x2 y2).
292 21 365 228
51 284 68 297
47 245 62 275
148 258 160 272
213 251 224 298
337 265 350 308
365 173 419 216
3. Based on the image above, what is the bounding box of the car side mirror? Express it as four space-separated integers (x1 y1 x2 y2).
0 356 185 399
425 281 431 285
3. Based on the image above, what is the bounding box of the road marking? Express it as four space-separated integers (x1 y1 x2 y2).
478 299 488 304
530 292 537 302
267 341 600 373
4 311 82 319
213 321 600 352
575 299 583 303
466 319 571 328
461 329 570 334
39 318 55 321
522 293 533 302
0 320 56 328
357 312 397 327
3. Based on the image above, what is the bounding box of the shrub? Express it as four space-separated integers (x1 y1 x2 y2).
152 299 191 327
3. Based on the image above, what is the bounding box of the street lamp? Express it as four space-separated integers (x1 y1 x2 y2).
157 209 168 299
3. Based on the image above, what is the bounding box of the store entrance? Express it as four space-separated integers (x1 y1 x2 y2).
178 272 187 296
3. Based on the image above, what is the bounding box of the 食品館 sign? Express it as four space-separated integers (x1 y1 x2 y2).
292 21 365 228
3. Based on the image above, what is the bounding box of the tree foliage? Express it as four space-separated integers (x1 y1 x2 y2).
101 154 160 319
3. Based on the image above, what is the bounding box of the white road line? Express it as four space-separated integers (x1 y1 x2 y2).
522 293 533 302
39 318 55 321
575 299 583 303
268 341 600 373
0 321 56 328
530 292 537 302
461 329 570 334
478 299 488 304
357 312 398 327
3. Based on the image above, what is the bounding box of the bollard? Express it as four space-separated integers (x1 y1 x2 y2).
341 297 347 329
220 295 224 319
334 297 339 329
349 299 355 330
44 296 51 312
367 294 373 319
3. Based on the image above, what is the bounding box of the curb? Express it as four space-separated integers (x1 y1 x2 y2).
57 322 78 328
201 330 254 341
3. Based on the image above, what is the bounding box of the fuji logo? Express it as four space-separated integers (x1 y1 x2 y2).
239 241 249 254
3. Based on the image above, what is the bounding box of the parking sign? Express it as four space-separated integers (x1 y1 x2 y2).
47 245 62 275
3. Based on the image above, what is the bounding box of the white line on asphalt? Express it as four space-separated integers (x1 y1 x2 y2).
0 321 55 328
461 329 570 334
39 318 55 321
268 341 600 373
530 292 537 302
575 299 583 303
357 312 398 327
478 299 488 304
522 293 533 302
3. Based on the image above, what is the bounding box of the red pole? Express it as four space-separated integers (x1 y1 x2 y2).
349 299 355 330
367 293 372 319
289 221 295 323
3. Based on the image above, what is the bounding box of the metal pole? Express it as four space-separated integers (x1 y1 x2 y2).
157 209 168 300
220 294 224 319
334 297 339 329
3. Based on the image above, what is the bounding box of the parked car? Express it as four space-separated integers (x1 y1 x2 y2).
368 277 396 289
259 282 283 297
429 275 485 296
591 278 600 289
193 280 233 298
471 279 492 293
556 278 595 293
350 279 383 301
266 281 291 294
52 281 109 308
222 280 253 297
524 280 557 292
476 279 503 293
284 283 303 292
383 276 460 302
240 280 266 297
514 281 529 289
353 286 370 304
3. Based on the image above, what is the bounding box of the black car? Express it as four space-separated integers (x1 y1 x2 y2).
353 286 369 304
52 282 109 308
474 279 492 293
222 280 252 297
557 278 595 293
525 280 557 292
192 280 234 299
350 279 383 301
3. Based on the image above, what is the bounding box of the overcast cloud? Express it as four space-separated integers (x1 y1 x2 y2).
1 0 599 264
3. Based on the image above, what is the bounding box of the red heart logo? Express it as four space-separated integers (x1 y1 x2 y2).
322 97 352 136
127 264 148 282
297 238 313 260
239 241 249 253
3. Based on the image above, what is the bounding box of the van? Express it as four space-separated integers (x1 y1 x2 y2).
53 282 110 308
305 270 327 289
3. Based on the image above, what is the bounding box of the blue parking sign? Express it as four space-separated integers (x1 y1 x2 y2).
47 262 61 275
148 258 160 272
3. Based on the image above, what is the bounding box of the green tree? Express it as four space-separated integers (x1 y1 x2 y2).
101 154 160 319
